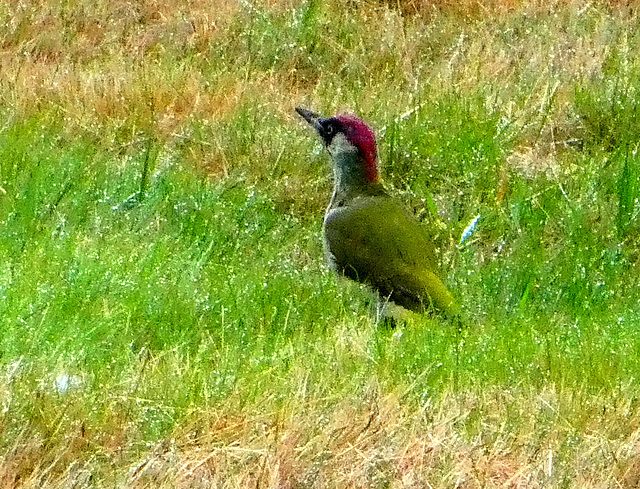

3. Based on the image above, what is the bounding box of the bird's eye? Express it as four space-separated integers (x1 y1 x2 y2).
325 124 335 135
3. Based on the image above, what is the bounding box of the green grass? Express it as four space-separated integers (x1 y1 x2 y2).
3 0 640 487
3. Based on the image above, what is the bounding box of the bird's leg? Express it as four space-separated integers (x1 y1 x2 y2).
375 292 390 322
376 292 398 330
452 314 465 392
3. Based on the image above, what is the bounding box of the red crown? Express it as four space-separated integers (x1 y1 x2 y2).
335 114 378 182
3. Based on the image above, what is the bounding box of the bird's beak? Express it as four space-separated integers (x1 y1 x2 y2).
295 107 325 136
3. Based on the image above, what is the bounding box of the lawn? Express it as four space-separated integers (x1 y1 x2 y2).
1 0 640 487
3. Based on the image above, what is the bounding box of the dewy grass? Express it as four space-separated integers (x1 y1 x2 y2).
2 0 640 487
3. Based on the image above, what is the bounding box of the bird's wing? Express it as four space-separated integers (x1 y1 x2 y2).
324 197 456 313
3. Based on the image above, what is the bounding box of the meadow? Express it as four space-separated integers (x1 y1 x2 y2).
1 0 640 486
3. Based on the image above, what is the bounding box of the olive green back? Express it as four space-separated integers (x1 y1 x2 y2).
323 195 457 315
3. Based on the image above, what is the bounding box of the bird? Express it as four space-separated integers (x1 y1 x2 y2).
295 107 458 317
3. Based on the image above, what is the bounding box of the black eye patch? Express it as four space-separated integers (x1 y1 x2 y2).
319 118 342 145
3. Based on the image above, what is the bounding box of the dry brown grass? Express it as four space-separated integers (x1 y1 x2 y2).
1 0 243 137
4 386 640 488
388 0 636 17
1 0 634 152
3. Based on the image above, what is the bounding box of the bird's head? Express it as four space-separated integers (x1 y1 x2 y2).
296 107 379 183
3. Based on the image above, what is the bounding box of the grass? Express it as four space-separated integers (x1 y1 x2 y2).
2 0 640 487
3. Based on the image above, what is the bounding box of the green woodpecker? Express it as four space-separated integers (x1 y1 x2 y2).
296 107 457 316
